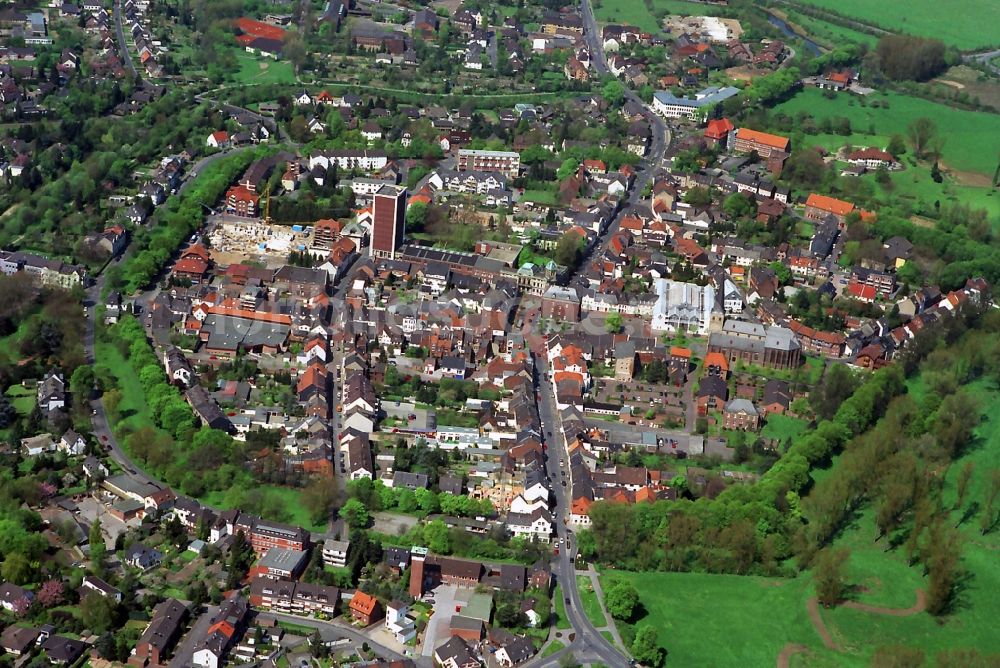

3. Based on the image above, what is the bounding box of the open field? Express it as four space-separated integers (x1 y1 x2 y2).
774 88 1000 180
233 52 297 85
200 484 327 533
602 379 1000 666
761 414 809 443
592 0 723 32
5 385 35 416
779 9 878 48
791 0 1000 49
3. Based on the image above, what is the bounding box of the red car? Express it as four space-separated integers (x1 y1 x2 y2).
100 435 108 442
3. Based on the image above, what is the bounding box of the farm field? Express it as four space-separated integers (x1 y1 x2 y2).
774 89 1000 177
601 379 1000 666
791 0 1000 49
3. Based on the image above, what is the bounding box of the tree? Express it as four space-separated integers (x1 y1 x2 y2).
924 523 961 615
875 35 946 82
1 553 33 585
631 625 665 667
813 547 849 607
556 158 579 181
37 579 65 607
554 232 583 268
886 134 906 156
955 461 975 511
495 604 528 628
406 201 428 233
604 580 639 621
605 312 623 334
601 80 625 106
302 476 337 525
81 592 118 633
340 498 370 529
89 518 106 572
682 186 713 208
906 117 940 160
423 519 450 553
284 34 307 74
70 364 95 402
723 192 757 220
783 148 827 188
811 365 859 421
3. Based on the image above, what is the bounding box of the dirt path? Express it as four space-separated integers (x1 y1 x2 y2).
806 598 840 651
840 589 927 617
776 643 809 668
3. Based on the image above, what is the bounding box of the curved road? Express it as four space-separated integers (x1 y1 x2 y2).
83 145 259 493
112 0 137 76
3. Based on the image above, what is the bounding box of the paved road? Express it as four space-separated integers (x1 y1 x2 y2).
965 49 1000 75
524 354 630 668
112 0 137 76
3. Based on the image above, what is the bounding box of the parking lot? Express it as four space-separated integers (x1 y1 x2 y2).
75 495 135 545
421 585 468 657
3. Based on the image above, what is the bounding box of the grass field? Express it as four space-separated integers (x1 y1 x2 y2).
592 0 723 32
761 414 809 443
603 570 831 666
552 584 571 629
95 340 163 435
602 378 1000 666
541 640 566 657
200 484 327 532
774 89 1000 177
791 0 1000 49
233 52 296 85
576 575 608 627
5 385 35 416
521 189 557 205
780 10 878 48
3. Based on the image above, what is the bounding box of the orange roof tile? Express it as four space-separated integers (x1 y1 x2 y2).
805 193 855 217
735 127 790 151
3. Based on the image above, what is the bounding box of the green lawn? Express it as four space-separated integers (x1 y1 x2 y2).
761 414 809 443
200 484 327 533
603 571 831 667
552 584 571 630
233 52 297 85
593 0 723 31
541 640 566 657
576 575 607 627
5 385 35 415
774 89 1000 178
780 10 878 48
792 0 1000 49
521 189 557 205
599 379 1000 666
